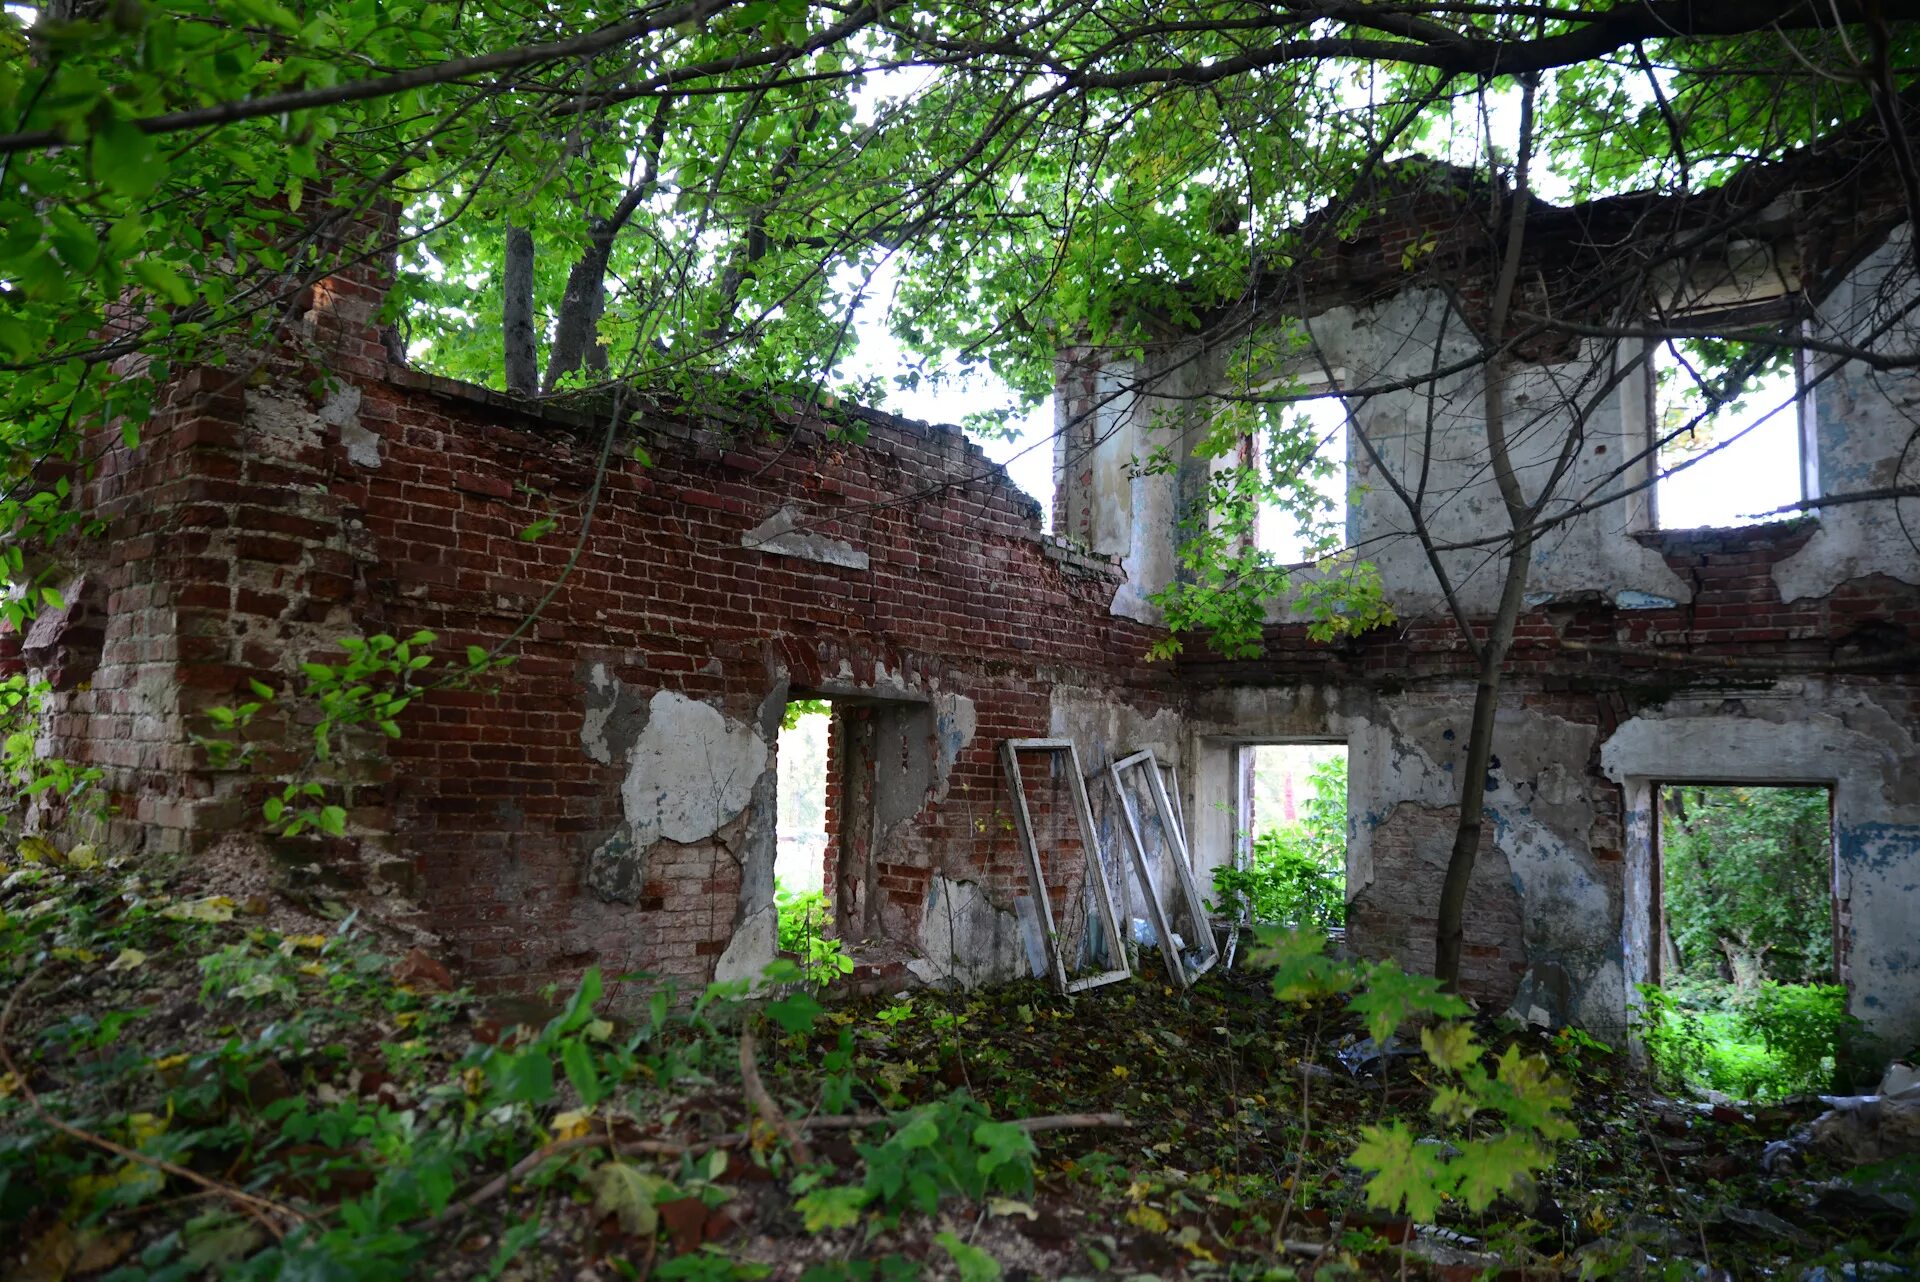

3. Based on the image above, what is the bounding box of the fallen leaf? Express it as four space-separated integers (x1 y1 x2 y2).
162 896 237 923
18 835 62 865
391 947 453 992
278 934 328 955
65 844 101 870
71 1227 136 1273
586 1160 668 1236
552 1109 594 1140
106 948 147 972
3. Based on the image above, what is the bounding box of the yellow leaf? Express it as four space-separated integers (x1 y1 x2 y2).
0 1071 21 1098
987 1197 1037 1220
127 1112 169 1146
1110 1065 1129 1079
585 1017 615 1041
394 1011 422 1029
50 947 98 963
297 962 327 977
18 835 62 865
70 1159 163 1208
1174 1226 1217 1261
278 934 328 955
552 1109 594 1140
1124 1204 1170 1233
106 948 147 972
66 844 101 870
152 1053 189 1073
162 896 237 923
461 1066 486 1096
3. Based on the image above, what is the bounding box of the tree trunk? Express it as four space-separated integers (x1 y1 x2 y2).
543 225 613 393
503 224 538 396
1433 505 1534 990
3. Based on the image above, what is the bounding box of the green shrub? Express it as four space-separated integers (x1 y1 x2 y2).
1637 979 1856 1099
776 880 851 982
1212 754 1346 928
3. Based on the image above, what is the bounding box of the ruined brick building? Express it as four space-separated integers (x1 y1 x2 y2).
17 152 1920 1057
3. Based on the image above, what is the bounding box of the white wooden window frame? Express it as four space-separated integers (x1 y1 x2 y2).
999 738 1132 993
1109 748 1219 987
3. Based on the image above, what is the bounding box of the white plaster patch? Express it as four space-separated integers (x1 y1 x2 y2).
620 691 768 849
742 505 869 570
714 904 777 986
245 391 325 460
317 382 376 470
907 876 1027 989
931 693 977 800
580 663 615 764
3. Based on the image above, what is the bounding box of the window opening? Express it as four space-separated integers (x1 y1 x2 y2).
1652 341 1810 529
1225 743 1348 934
1650 783 1845 1099
1256 395 1349 564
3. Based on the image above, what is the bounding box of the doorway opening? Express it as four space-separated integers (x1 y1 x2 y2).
1227 742 1349 931
1649 783 1847 1097
775 698 837 973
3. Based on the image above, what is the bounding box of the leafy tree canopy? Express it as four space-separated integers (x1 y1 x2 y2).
3 1 1909 458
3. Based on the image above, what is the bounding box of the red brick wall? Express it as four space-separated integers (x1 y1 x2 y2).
45 300 1180 995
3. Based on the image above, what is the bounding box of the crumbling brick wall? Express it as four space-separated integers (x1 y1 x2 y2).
33 248 1181 998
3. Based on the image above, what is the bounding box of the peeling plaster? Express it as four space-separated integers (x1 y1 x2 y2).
580 662 651 765
619 690 768 849
906 875 1029 989
742 505 870 570
714 904 777 984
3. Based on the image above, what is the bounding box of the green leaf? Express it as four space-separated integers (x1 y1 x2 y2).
585 1160 668 1235
765 991 824 1035
1348 959 1469 1046
1450 1133 1543 1212
317 805 347 836
132 258 194 305
934 1232 1002 1282
90 115 163 198
494 1049 555 1105
228 0 304 31
1349 1121 1449 1221
794 1183 868 1231
1420 1022 1480 1074
561 1039 603 1107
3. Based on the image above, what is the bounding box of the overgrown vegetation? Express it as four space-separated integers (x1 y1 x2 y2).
7 840 1915 1280
1212 754 1347 930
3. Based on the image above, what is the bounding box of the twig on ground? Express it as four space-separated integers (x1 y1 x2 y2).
740 1024 815 1166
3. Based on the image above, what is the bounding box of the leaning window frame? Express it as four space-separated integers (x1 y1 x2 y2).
1108 748 1219 988
999 738 1132 993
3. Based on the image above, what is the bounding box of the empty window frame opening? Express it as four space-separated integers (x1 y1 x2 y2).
1255 395 1350 565
999 740 1130 993
1651 341 1814 530
1233 743 1349 933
